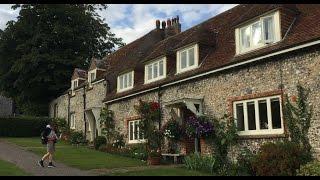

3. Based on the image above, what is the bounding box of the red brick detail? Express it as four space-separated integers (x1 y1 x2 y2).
200 137 211 155
181 137 195 155
227 89 284 118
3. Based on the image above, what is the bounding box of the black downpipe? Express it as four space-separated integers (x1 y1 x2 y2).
83 87 87 139
158 85 162 130
67 92 71 126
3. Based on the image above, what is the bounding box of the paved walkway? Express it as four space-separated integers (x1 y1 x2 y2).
0 140 94 176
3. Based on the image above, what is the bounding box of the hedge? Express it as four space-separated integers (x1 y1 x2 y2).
0 116 52 137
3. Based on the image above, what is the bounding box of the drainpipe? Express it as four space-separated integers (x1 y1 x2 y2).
83 86 87 139
67 91 71 126
157 85 162 130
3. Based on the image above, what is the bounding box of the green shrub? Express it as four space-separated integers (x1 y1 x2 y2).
94 136 107 150
184 153 216 174
297 161 320 176
0 116 52 137
236 148 255 176
69 131 87 145
252 141 305 176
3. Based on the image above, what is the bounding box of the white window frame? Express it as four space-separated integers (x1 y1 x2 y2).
70 113 76 130
235 11 281 54
88 69 97 87
233 95 284 136
117 71 134 93
144 57 166 84
176 44 199 74
128 119 146 144
71 79 79 95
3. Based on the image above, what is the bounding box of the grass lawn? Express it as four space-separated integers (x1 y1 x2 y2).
4 137 145 170
4 137 210 176
0 159 30 176
107 167 212 176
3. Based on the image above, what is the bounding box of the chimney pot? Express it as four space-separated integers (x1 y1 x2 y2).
167 19 171 27
161 21 166 29
156 20 160 29
176 15 179 23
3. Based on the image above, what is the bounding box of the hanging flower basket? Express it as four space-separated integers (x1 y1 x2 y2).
185 115 214 138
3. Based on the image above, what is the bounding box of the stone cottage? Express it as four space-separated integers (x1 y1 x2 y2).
49 4 320 159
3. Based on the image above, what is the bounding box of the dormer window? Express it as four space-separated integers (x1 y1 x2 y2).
71 79 78 95
88 69 96 87
117 71 134 93
145 57 166 84
176 44 199 73
236 11 281 54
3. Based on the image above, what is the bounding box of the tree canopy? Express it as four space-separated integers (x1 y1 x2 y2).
0 4 125 115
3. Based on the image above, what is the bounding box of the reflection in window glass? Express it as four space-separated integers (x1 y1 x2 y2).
247 102 256 130
258 100 268 129
236 104 245 131
271 98 281 129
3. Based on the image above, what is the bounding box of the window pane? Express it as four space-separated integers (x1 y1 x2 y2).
153 63 158 78
128 73 132 87
258 100 268 129
188 48 195 66
129 122 133 140
241 26 251 49
247 102 256 130
263 16 274 42
134 121 138 140
148 65 152 80
124 74 127 88
271 98 282 129
181 51 187 69
159 60 163 76
119 76 123 89
252 22 262 46
236 104 245 131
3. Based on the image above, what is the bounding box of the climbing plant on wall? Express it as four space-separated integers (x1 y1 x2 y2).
284 84 313 161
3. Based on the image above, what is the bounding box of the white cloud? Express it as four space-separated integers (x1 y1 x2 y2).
0 4 238 44
0 4 19 30
102 4 238 44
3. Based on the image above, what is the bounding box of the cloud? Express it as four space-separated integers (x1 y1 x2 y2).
0 4 19 30
0 4 238 44
101 4 238 44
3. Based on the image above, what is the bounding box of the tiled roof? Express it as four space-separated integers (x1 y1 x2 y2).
96 4 320 102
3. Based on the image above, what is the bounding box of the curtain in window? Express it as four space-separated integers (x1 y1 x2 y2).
263 17 274 42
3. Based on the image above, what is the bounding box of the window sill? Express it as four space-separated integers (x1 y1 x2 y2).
128 140 146 144
235 41 280 57
176 66 198 75
237 133 287 140
117 87 133 93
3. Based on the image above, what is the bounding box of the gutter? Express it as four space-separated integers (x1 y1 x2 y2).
104 39 320 104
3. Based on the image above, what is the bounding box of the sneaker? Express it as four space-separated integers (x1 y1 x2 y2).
38 160 44 167
48 162 56 168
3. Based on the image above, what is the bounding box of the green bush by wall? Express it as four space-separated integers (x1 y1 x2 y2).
0 116 52 137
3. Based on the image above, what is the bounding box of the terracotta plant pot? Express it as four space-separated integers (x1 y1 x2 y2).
147 156 161 165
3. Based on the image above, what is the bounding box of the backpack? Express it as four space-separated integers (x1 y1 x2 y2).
40 128 50 145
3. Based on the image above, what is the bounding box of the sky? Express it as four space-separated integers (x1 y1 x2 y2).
0 4 237 44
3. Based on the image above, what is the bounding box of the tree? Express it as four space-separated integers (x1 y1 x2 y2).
0 4 125 115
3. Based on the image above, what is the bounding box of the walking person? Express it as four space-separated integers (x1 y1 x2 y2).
38 123 59 168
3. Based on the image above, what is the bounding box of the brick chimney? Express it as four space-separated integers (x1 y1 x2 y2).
156 20 160 29
164 15 181 38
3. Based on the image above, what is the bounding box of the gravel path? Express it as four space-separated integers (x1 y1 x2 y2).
0 140 95 176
